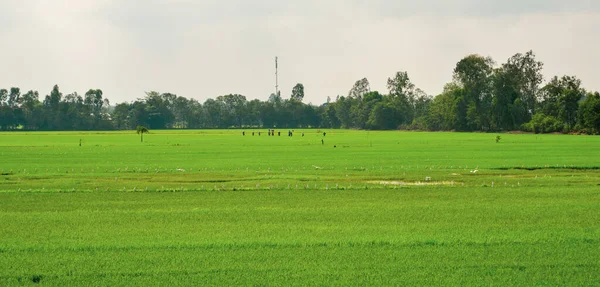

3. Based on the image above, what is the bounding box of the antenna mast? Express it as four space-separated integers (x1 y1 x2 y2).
275 56 279 96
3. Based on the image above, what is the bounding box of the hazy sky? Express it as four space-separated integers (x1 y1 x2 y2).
2 0 599 104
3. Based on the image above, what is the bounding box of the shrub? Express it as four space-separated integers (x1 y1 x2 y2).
522 113 564 134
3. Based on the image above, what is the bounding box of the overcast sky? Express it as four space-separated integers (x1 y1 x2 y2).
1 0 599 104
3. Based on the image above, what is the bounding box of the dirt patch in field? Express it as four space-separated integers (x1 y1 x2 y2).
368 180 457 186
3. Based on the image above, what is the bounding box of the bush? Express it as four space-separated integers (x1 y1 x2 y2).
522 113 564 134
409 116 429 131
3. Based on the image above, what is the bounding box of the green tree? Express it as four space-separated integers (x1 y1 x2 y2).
493 51 543 130
426 84 462 131
0 89 7 105
557 78 584 131
202 98 225 128
8 87 20 107
334 96 353 128
84 89 104 127
349 78 370 99
538 76 585 131
291 83 305 102
216 94 247 128
323 103 341 128
367 101 397 130
577 92 600 134
172 96 191 128
112 103 130 130
144 92 174 129
20 90 41 130
43 85 64 130
136 126 149 142
387 71 416 126
453 54 495 131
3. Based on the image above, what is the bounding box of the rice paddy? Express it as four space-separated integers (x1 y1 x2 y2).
1 130 599 286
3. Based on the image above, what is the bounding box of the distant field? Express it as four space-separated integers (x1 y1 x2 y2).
1 130 599 285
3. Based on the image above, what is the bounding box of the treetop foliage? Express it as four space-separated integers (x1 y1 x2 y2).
1 50 599 134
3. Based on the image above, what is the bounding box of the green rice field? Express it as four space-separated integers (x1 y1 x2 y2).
1 130 599 286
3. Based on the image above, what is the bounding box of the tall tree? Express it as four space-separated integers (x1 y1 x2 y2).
578 92 600 134
8 87 21 107
112 103 130 130
291 83 305 102
144 91 174 129
453 55 495 130
426 83 461 131
20 90 40 129
0 89 7 105
349 78 370 99
387 71 421 126
540 76 585 130
493 51 543 130
217 94 247 128
43 85 63 130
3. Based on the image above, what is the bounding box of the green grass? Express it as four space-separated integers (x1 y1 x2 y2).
0 130 599 286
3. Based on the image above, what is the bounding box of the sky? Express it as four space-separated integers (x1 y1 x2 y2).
1 0 599 104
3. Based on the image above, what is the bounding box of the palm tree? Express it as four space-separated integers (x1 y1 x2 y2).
137 126 149 142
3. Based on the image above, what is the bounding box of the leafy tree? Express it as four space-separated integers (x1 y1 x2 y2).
202 98 225 128
453 55 494 130
186 99 204 129
268 92 282 104
84 89 104 127
144 92 174 129
387 71 416 125
349 78 370 99
368 101 397 130
20 90 40 130
539 76 585 131
387 72 414 98
112 103 130 130
352 92 384 129
215 94 246 128
136 126 149 142
0 89 8 105
334 96 353 128
577 92 600 134
493 51 543 130
557 78 584 131
172 96 191 128
8 87 21 107
322 104 341 128
43 85 64 130
426 84 461 131
291 83 305 102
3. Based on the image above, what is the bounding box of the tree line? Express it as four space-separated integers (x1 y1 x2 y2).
1 50 599 134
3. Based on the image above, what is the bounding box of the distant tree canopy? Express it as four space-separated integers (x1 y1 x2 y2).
1 50 599 134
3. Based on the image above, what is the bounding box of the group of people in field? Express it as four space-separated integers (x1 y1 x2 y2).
242 130 327 139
